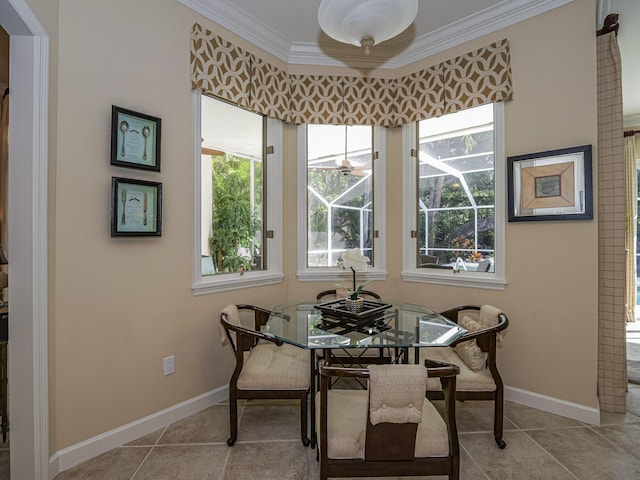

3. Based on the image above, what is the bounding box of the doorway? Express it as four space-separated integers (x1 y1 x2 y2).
0 0 49 478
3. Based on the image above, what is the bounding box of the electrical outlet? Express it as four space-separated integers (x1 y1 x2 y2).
163 355 175 376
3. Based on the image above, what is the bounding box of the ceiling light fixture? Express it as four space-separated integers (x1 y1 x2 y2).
318 0 419 55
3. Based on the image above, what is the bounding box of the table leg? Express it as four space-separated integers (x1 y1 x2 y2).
309 349 317 449
0 341 7 443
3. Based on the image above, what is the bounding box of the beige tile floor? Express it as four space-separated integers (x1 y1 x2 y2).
47 385 640 480
9 321 640 480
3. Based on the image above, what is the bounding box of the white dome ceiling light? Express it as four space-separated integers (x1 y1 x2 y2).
318 0 419 55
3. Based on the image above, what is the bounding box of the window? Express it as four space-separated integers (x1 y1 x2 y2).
193 92 283 294
402 103 506 289
297 125 387 282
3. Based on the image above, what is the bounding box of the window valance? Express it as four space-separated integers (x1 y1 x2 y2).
190 23 512 126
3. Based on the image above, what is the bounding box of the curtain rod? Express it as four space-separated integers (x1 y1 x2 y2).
624 130 638 138
597 13 619 36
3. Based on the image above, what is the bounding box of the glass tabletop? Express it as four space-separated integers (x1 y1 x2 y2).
264 301 467 350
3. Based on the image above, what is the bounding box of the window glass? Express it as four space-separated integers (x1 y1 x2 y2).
306 125 374 267
417 104 495 272
200 96 264 275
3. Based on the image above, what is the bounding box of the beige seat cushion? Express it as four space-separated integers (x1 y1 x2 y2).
421 347 496 392
237 343 309 390
315 390 448 460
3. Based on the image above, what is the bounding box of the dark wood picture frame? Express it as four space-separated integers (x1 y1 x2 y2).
507 145 593 222
111 177 162 237
110 106 161 172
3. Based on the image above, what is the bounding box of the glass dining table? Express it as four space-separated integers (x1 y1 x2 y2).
264 300 468 448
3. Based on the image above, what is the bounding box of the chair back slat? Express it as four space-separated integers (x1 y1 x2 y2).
365 422 418 461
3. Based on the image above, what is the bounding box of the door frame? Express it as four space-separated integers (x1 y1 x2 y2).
1 0 49 478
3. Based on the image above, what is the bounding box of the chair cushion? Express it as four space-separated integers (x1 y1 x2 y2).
453 315 487 371
480 304 506 346
315 390 448 459
368 364 426 425
422 347 496 392
237 343 309 390
479 304 502 328
219 304 241 346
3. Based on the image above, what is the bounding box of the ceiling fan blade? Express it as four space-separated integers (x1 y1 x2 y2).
309 165 339 170
201 147 225 156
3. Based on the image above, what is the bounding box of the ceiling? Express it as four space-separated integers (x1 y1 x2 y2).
181 0 640 126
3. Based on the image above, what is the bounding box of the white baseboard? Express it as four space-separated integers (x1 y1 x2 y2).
48 385 229 479
505 385 600 425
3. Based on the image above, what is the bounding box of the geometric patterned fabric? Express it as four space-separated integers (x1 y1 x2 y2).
190 23 513 126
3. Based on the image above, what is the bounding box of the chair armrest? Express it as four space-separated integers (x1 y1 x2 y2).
319 363 370 379
220 315 284 348
424 359 460 378
236 304 290 330
439 305 481 323
449 314 508 347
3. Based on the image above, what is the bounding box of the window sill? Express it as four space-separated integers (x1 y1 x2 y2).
401 270 507 291
297 269 388 283
192 271 284 295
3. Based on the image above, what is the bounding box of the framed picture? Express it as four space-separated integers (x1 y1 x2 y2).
110 106 161 171
111 177 162 236
507 145 593 222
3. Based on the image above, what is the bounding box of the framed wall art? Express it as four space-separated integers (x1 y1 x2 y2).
111 177 162 236
110 106 161 171
507 145 593 222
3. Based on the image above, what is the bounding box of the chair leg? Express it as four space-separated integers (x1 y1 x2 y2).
301 393 310 446
227 389 238 446
494 389 506 449
452 454 460 480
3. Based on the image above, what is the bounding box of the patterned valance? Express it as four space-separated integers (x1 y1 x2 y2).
443 38 513 115
190 23 513 126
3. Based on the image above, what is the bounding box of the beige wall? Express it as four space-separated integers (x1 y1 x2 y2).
32 0 597 453
289 0 599 407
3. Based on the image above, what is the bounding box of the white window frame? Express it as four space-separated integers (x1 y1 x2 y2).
192 90 283 294
297 125 387 283
401 102 507 290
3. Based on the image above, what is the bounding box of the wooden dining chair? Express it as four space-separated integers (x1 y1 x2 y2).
219 304 310 447
317 361 460 480
418 304 509 448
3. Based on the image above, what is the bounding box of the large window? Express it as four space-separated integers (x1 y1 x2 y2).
298 125 387 282
307 125 374 267
194 93 283 293
402 103 505 289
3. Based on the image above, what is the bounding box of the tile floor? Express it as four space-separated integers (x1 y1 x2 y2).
48 386 640 480
8 323 640 480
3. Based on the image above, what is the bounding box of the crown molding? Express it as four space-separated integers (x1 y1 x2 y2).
381 0 575 69
179 0 575 69
177 0 291 61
